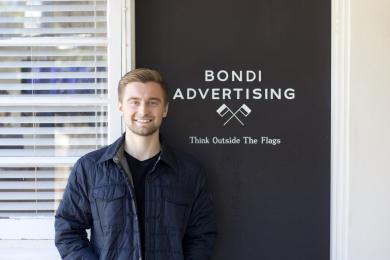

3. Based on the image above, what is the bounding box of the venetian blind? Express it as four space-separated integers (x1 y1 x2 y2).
0 0 109 217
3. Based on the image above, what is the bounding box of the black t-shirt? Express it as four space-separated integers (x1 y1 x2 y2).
124 151 160 258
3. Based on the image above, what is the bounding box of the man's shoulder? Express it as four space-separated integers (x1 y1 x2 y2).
164 145 204 174
173 149 202 167
77 145 112 165
77 134 124 166
164 146 209 193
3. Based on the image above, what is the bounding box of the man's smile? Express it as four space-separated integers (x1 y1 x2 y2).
134 118 153 123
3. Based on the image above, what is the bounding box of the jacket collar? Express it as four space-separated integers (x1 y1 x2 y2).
97 133 177 169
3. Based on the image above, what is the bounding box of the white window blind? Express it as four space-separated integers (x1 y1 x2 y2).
0 0 110 218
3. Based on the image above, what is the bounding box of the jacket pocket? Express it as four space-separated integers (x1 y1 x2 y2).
162 188 193 229
92 184 126 230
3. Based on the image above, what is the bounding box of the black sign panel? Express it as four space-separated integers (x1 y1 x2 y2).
136 0 330 259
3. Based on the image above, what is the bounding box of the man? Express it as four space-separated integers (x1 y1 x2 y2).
55 68 217 260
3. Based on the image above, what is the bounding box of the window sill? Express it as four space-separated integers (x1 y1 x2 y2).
0 240 60 260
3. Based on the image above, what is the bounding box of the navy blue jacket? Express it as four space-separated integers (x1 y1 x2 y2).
55 135 217 260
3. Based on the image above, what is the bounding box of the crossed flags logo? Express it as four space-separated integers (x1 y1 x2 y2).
216 104 252 126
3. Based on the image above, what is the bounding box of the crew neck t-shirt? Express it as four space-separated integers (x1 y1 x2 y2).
124 151 160 258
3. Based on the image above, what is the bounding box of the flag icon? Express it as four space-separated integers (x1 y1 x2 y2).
216 104 230 117
216 103 251 126
239 104 251 117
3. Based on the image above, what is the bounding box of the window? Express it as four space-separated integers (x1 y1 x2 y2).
0 0 125 241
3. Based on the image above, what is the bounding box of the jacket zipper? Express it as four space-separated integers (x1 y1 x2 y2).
144 155 161 260
114 158 143 260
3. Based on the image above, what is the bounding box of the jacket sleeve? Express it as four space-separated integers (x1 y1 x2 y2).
183 167 217 260
54 159 98 260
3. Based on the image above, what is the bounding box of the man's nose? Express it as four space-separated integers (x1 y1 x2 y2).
138 102 148 116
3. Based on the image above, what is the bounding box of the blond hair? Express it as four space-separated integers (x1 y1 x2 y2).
118 68 168 103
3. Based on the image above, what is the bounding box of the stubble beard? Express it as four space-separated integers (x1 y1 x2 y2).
126 122 160 137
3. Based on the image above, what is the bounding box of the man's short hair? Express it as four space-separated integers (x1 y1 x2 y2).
118 68 169 103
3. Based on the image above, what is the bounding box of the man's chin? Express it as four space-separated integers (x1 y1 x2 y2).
127 126 159 137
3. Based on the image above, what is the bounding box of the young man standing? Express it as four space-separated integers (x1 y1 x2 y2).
55 68 217 260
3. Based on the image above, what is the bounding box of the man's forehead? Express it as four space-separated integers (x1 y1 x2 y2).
125 81 161 88
120 81 167 104
124 81 163 93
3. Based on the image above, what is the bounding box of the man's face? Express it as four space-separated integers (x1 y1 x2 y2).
118 81 168 137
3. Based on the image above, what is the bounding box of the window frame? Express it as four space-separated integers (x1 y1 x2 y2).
0 0 130 240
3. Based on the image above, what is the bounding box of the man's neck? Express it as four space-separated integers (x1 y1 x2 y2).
124 130 161 161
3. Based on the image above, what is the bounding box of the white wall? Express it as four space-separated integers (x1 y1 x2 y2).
349 0 390 259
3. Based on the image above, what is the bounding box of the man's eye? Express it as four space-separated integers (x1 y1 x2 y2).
149 101 159 106
129 100 139 105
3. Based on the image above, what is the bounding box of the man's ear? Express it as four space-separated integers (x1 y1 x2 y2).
118 101 123 114
163 102 169 117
